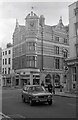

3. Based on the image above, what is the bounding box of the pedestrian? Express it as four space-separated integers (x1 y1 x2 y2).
53 86 55 94
48 82 52 93
41 81 44 87
60 85 62 92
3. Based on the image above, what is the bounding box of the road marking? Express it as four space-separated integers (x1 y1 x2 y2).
68 103 78 107
8 114 26 118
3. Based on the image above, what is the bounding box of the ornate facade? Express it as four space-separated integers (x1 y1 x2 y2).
12 11 69 87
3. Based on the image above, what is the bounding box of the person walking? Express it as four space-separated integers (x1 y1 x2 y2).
41 81 44 87
48 82 52 93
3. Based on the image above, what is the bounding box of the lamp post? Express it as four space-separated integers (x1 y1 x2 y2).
41 25 43 71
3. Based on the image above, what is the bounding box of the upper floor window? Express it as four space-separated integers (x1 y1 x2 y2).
64 38 67 44
75 22 78 36
3 52 4 56
72 67 76 82
55 36 59 42
3 68 4 74
55 58 60 69
5 58 7 65
5 68 7 74
27 56 36 67
28 42 36 51
74 7 78 15
55 46 59 55
8 50 11 54
8 58 11 64
76 45 78 57
5 51 7 55
8 67 10 74
3 59 4 65
63 51 68 58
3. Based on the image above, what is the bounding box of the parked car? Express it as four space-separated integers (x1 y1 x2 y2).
22 85 53 106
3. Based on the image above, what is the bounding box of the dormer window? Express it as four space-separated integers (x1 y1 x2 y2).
74 7 78 15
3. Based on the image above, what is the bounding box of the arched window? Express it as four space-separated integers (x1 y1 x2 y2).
45 74 51 83
62 49 68 58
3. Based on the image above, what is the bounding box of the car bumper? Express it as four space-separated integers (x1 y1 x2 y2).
32 98 52 103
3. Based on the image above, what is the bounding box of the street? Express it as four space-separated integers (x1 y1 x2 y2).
1 88 77 118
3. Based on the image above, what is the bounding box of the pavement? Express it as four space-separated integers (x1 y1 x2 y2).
1 86 78 98
55 89 77 98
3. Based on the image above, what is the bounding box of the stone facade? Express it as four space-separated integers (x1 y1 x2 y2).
66 1 78 93
12 11 69 87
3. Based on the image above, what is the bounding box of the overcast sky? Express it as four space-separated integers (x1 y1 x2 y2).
0 0 77 49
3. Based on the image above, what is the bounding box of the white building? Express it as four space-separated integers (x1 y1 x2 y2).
2 43 13 86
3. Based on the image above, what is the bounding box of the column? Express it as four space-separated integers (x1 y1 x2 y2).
30 73 33 85
60 73 63 85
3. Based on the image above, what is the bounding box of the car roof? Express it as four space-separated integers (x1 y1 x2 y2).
24 85 41 87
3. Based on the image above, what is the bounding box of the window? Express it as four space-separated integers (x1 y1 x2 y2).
3 52 4 55
8 58 11 64
5 68 7 74
5 51 7 55
55 58 60 69
63 51 68 58
64 38 67 44
8 67 10 74
74 7 78 15
8 50 11 54
75 22 78 36
3 68 4 74
5 58 7 65
76 45 78 57
55 37 59 42
28 42 35 51
62 49 68 58
55 46 59 54
73 84 76 89
27 56 36 67
72 67 76 82
3 59 4 65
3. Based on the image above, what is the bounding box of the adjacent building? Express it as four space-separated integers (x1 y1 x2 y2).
0 48 2 86
2 43 13 86
12 10 69 87
66 1 78 92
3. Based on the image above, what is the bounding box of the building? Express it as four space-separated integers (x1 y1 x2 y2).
65 1 78 92
0 48 2 86
12 10 69 87
2 43 13 86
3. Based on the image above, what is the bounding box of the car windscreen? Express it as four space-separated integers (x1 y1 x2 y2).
29 86 46 92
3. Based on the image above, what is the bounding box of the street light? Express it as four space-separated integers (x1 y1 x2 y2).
39 17 44 71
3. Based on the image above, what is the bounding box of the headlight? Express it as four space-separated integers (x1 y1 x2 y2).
48 95 51 98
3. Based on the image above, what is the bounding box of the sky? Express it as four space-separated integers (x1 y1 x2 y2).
0 0 77 49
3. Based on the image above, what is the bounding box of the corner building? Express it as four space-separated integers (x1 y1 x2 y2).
13 11 69 87
66 1 78 92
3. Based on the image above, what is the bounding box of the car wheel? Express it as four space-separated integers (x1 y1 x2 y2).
48 100 52 105
29 98 33 106
22 95 25 103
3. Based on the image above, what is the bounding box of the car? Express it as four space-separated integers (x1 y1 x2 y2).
21 85 53 106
